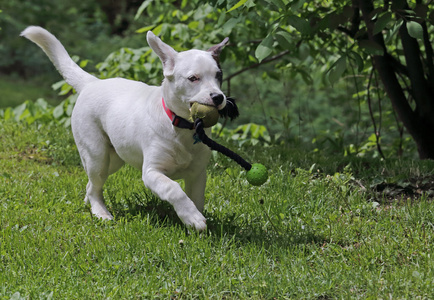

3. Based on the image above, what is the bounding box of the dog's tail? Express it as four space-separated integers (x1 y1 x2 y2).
20 26 98 93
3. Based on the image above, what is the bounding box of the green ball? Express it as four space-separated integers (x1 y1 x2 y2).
246 163 268 186
190 102 219 127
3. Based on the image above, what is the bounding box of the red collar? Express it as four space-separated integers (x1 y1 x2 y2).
162 98 194 129
162 97 176 122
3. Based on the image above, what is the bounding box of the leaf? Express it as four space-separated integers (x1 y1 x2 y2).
385 19 404 43
188 21 200 29
265 0 286 10
406 21 423 39
51 80 66 91
13 103 27 121
275 30 293 49
358 40 384 56
255 34 274 62
349 51 364 72
66 101 74 117
59 84 72 96
300 44 311 61
287 15 311 35
35 98 49 110
136 25 155 34
19 109 31 121
373 12 391 35
151 24 164 36
227 0 248 12
328 55 347 85
79 60 89 68
222 17 241 34
134 0 153 20
298 68 313 85
53 104 64 119
4 108 13 120
291 0 306 10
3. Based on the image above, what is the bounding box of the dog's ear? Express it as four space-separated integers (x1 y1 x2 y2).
207 37 229 61
147 31 177 79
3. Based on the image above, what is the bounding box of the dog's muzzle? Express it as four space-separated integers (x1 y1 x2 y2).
211 93 224 107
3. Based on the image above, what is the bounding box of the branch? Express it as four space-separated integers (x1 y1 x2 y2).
421 21 434 86
224 50 291 82
340 2 361 38
367 67 386 159
357 0 417 135
389 55 409 77
399 19 433 115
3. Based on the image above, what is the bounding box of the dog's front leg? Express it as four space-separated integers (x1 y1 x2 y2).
142 168 207 231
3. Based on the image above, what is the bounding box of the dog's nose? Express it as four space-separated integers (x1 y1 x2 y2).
211 93 224 106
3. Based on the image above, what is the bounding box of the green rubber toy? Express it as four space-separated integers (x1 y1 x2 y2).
246 163 268 186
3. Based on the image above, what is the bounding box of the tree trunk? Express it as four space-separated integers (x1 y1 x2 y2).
357 0 434 159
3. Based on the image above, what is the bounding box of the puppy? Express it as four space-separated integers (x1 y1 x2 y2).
21 26 238 230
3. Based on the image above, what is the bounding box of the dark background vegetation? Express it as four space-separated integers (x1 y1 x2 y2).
1 0 433 159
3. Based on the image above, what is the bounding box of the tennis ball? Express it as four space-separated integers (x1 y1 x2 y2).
246 163 268 186
190 102 219 127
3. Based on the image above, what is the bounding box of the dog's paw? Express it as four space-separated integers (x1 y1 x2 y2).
91 203 114 220
184 213 207 231
175 204 207 231
94 211 114 220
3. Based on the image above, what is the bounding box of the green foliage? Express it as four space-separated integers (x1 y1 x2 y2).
0 83 76 127
3 0 433 159
0 0 136 78
212 122 272 147
97 47 162 85
128 0 433 158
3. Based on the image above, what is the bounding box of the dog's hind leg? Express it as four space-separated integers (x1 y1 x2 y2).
184 168 207 213
82 150 113 220
75 127 120 220
108 148 125 175
82 149 124 220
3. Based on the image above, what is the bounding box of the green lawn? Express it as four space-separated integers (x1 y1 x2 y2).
1 120 434 299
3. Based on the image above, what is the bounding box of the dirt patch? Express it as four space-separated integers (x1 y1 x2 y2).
370 175 434 202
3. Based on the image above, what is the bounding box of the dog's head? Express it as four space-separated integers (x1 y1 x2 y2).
147 32 239 121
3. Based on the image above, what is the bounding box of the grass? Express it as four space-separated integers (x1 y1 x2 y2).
1 119 434 299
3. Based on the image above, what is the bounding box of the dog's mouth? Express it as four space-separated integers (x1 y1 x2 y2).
189 102 216 109
189 98 239 120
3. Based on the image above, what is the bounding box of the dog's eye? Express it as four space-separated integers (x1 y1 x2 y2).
188 75 200 82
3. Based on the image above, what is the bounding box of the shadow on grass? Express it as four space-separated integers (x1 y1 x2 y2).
107 190 326 248
108 190 184 227
205 212 327 248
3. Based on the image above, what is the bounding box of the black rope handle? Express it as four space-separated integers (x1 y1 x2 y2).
194 119 252 171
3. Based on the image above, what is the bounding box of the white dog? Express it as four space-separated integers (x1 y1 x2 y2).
21 26 238 230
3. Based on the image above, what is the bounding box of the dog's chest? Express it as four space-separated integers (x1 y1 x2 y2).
160 134 210 179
